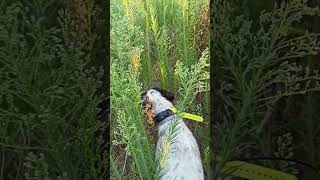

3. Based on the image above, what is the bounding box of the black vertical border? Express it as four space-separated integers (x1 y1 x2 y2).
95 0 110 179
209 0 215 179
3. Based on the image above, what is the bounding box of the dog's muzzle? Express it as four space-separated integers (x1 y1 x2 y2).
141 91 156 125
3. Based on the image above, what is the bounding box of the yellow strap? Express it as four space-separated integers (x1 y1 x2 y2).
170 107 204 122
214 155 298 180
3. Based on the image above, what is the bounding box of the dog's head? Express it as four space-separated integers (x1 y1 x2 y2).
141 87 175 120
141 87 174 105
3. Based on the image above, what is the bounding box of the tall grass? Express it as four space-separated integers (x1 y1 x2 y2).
111 61 156 179
111 0 210 179
117 0 209 90
0 1 105 179
213 0 320 178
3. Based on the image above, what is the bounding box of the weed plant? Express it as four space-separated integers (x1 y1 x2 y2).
212 0 320 179
111 0 210 179
0 1 105 179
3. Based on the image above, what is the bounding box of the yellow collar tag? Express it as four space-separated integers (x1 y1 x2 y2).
170 107 204 122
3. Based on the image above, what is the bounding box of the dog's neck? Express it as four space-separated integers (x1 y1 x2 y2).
150 96 175 127
151 97 174 116
157 114 186 139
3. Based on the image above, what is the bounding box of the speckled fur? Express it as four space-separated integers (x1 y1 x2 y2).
143 89 204 180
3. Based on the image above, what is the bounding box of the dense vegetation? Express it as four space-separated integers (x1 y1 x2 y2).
212 0 320 179
110 0 210 179
0 1 106 179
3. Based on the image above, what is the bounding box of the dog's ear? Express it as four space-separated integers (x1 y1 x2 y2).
152 87 174 102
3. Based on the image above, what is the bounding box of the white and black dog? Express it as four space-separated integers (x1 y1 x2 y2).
142 88 204 180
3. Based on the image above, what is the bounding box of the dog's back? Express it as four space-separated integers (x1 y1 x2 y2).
156 116 204 180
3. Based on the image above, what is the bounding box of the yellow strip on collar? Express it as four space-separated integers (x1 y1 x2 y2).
170 107 204 122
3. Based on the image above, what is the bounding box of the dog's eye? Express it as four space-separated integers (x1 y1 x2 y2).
141 92 146 99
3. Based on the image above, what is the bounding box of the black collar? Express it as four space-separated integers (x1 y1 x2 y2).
154 109 175 124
